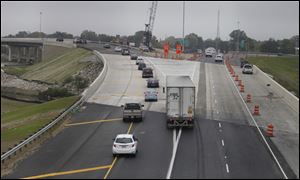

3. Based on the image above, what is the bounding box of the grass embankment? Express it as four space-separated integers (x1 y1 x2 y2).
3 47 92 84
1 97 36 114
1 96 79 153
248 56 299 97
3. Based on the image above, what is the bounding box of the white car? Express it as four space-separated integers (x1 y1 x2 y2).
242 64 253 74
112 134 138 157
136 57 144 65
215 54 223 62
114 46 122 52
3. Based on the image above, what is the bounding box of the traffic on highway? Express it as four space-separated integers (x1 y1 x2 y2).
1 1 299 179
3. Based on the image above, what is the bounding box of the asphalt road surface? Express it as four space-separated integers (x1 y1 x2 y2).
3 45 292 179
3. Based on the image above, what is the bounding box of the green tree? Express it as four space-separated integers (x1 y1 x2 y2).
80 30 98 41
260 38 279 53
229 29 248 51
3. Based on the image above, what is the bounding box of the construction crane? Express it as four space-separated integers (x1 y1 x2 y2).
143 1 158 50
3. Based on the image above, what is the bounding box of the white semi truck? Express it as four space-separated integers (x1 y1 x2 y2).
166 76 195 128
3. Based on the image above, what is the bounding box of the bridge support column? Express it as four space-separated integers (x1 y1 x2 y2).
8 45 12 62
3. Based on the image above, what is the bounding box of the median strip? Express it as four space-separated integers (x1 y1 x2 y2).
65 118 122 127
22 165 111 179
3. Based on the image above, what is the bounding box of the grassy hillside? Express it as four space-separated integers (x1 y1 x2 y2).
1 97 37 114
3 47 92 84
1 96 79 153
248 56 299 97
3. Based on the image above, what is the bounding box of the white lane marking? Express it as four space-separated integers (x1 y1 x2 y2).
219 123 222 128
215 99 217 104
224 61 288 179
212 85 215 89
173 129 176 147
224 155 227 159
226 163 230 173
166 128 182 179
217 111 219 114
222 139 225 146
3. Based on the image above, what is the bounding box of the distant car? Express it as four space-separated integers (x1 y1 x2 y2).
240 59 249 68
122 48 130 55
142 67 153 78
73 38 86 44
112 134 138 157
130 53 138 60
140 46 150 52
56 37 64 42
147 78 159 88
144 89 158 102
121 103 144 122
215 54 223 62
138 62 146 70
104 44 111 48
242 64 253 74
136 57 144 65
114 46 122 52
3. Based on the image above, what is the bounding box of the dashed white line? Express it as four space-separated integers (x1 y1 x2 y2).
217 111 219 114
214 99 217 104
226 163 230 173
218 123 222 128
222 139 225 146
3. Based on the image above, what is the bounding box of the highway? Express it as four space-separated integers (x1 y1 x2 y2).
3 43 293 179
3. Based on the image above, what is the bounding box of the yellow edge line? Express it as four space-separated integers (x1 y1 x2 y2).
65 118 122 127
104 122 134 179
22 165 111 179
127 122 133 134
103 157 118 179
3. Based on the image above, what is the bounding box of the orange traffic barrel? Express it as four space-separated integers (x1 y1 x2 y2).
238 80 242 86
235 75 239 81
246 94 252 103
240 85 245 92
253 105 260 115
266 124 274 137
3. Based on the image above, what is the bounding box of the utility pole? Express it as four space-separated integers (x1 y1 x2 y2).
182 1 185 53
237 21 240 52
40 12 42 39
216 9 220 53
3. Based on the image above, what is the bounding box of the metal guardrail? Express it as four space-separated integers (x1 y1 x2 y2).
1 50 108 162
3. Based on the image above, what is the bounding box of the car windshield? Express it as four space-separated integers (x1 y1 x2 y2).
124 103 140 110
115 138 133 144
143 68 152 73
245 65 252 69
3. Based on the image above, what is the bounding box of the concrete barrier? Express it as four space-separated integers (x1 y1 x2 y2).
82 50 108 101
253 65 299 112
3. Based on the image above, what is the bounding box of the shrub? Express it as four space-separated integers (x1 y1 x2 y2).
39 88 73 101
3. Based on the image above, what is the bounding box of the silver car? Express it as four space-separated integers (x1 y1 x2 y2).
144 89 158 102
242 64 253 74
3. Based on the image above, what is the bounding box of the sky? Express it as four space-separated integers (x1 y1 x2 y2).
1 1 299 41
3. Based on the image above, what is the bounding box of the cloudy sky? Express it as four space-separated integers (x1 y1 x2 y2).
1 1 299 41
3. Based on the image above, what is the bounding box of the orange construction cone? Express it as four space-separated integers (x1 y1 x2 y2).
246 94 252 103
266 124 274 137
253 105 260 115
235 75 239 81
238 80 242 86
240 85 245 92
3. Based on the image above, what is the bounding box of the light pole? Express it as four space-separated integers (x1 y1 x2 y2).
40 12 42 39
237 21 240 52
182 1 185 53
